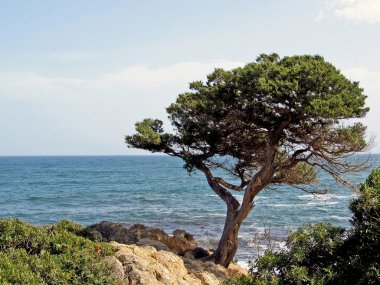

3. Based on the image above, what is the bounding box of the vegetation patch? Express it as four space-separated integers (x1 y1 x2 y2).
0 219 121 285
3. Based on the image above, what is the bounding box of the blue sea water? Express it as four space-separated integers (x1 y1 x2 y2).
0 155 379 263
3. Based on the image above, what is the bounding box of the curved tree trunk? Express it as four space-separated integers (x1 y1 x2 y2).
206 174 269 267
198 161 273 267
209 210 245 267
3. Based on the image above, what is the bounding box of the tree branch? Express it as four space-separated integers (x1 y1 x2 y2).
212 177 243 192
196 163 241 211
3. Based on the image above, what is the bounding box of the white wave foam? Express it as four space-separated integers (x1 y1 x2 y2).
255 196 269 200
329 215 349 221
265 203 298 208
297 194 355 201
236 260 250 269
305 201 338 206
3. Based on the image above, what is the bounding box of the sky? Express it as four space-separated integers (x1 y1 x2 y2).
0 0 379 155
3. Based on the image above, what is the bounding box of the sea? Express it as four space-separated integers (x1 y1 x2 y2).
0 155 379 265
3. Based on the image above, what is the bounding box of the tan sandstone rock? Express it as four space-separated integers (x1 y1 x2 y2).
104 256 125 279
110 242 247 285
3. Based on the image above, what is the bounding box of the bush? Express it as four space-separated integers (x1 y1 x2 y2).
224 167 380 285
342 167 380 284
0 219 121 285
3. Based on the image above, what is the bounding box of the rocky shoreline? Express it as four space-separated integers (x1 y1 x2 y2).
88 221 199 256
89 221 247 285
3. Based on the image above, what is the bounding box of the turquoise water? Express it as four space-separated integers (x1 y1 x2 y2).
0 155 379 262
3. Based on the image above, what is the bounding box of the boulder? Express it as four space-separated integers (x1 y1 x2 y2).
191 247 211 259
104 256 125 279
183 258 248 285
112 242 201 285
88 222 197 254
87 221 136 244
136 238 170 251
110 242 247 285
173 229 194 241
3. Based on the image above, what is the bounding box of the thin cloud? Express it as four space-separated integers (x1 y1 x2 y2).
98 60 245 86
0 60 244 100
317 0 380 23
0 60 244 155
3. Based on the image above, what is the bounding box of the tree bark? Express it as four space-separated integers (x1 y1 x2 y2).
208 209 246 267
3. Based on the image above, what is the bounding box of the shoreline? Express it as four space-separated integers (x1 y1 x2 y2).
0 218 247 284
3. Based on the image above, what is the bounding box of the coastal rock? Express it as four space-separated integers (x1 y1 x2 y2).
183 258 247 284
112 242 201 285
191 247 211 259
110 242 247 285
173 229 194 241
104 256 125 279
88 222 197 254
136 238 170 251
88 221 135 244
129 224 169 243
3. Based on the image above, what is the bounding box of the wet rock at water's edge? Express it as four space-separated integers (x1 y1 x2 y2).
87 221 198 254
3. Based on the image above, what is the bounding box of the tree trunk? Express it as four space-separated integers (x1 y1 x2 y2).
207 207 250 267
197 162 271 267
211 218 240 266
207 174 267 267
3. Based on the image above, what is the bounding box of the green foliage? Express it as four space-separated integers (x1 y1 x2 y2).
342 167 380 284
350 167 380 229
224 167 380 285
133 119 163 145
253 224 345 285
280 224 344 268
126 53 368 187
273 162 317 185
224 274 260 285
0 219 121 285
125 118 171 153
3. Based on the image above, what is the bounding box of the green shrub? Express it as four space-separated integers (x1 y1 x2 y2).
341 167 380 284
0 219 121 285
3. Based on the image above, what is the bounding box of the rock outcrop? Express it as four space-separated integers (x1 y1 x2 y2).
109 242 247 285
88 221 198 255
90 222 247 284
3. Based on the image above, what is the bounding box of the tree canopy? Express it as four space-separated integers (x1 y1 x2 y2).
127 54 368 187
126 53 369 266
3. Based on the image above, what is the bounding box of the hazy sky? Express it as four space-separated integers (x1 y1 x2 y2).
0 0 379 155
